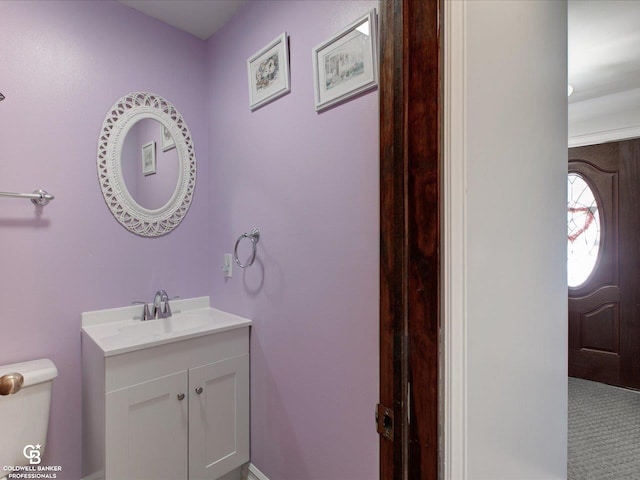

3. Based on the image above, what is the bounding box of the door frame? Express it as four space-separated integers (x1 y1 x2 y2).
379 0 468 478
378 0 444 478
441 1 467 478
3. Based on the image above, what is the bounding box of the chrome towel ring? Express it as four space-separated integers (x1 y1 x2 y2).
234 228 260 268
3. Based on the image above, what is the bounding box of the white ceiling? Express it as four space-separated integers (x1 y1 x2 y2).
569 0 640 103
118 0 246 40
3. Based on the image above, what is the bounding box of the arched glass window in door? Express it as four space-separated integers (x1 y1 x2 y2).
568 173 602 288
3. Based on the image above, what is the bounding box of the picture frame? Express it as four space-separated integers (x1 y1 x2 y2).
312 9 378 112
161 124 175 152
247 32 291 110
141 141 156 176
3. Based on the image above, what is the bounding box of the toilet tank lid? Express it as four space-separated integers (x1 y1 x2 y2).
0 358 57 387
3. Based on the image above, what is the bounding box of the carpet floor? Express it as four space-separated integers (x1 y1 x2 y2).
568 377 640 479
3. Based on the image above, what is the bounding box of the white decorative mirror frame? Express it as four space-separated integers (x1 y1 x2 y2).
97 92 196 237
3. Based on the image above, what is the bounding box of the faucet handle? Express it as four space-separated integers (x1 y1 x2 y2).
132 301 152 321
161 296 180 317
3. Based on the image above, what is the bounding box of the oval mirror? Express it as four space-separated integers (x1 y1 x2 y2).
97 92 196 236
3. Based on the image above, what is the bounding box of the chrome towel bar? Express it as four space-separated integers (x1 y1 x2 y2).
0 189 55 206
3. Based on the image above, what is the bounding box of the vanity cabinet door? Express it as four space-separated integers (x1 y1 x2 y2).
188 354 250 480
105 371 189 480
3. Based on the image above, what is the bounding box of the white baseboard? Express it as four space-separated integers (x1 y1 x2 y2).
80 471 104 480
244 463 270 480
81 465 267 480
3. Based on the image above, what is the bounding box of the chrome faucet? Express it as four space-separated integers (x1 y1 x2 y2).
153 290 172 319
133 290 174 321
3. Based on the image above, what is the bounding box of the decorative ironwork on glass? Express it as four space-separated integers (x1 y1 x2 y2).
568 173 602 287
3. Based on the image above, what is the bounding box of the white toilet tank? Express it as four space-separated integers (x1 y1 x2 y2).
0 358 57 473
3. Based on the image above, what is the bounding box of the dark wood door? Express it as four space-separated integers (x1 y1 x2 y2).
568 141 640 389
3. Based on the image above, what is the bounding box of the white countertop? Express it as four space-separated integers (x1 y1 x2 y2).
81 297 251 357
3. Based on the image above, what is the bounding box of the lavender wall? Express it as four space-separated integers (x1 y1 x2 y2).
1 1 378 478
206 1 380 479
1 2 209 478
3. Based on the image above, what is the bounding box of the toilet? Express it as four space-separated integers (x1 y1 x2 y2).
0 358 57 478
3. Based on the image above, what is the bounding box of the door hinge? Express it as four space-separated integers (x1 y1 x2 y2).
375 403 394 441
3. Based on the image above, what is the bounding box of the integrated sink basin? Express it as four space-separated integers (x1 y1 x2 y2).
81 297 251 356
118 314 211 337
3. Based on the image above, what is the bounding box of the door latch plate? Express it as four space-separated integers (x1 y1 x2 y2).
376 403 394 440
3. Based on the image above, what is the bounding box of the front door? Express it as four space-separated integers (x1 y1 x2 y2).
568 140 640 389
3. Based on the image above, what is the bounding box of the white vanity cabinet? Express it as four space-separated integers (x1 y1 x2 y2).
188 354 249 479
81 300 250 480
106 370 189 479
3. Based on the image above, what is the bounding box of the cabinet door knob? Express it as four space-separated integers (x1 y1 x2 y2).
195 387 203 395
177 393 185 401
